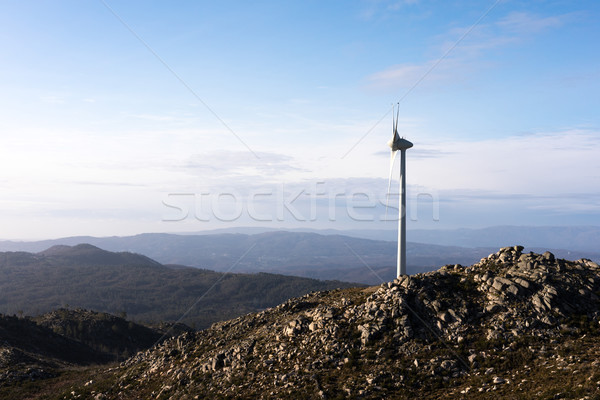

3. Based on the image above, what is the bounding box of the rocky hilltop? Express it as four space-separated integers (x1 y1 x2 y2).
63 247 600 399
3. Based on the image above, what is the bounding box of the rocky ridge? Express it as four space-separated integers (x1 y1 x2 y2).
69 247 600 399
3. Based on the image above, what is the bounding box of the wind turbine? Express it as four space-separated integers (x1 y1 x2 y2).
387 104 413 277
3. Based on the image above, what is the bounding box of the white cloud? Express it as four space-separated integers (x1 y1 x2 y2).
328 127 600 208
184 150 305 179
409 129 600 196
387 0 420 11
365 10 572 91
39 95 65 104
496 12 566 34
366 58 465 90
128 113 179 122
359 0 420 20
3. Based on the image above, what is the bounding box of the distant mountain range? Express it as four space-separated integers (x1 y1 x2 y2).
178 225 600 253
409 225 600 252
1 229 598 284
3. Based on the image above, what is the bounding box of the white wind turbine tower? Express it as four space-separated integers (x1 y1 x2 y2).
387 104 413 277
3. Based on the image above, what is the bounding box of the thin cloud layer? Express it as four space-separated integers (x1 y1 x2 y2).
366 10 573 90
184 151 305 177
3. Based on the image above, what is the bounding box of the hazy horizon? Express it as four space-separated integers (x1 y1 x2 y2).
3 224 600 251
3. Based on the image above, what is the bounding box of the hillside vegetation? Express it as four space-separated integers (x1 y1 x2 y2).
33 308 193 360
0 244 359 329
0 308 185 399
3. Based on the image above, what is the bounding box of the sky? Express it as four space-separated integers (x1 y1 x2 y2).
0 0 599 239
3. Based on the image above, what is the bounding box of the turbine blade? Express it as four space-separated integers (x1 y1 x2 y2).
394 102 400 137
391 103 396 139
385 150 398 221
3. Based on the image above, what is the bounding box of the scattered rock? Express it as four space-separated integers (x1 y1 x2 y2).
80 247 600 400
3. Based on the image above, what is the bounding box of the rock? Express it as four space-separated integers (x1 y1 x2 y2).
438 312 453 323
492 279 505 292
506 284 520 296
485 303 499 313
487 330 502 341
513 277 530 289
543 251 555 263
517 260 532 270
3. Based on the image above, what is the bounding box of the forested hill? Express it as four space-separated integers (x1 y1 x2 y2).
0 244 360 329
0 243 160 268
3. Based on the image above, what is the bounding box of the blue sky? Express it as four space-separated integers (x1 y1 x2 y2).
0 0 599 239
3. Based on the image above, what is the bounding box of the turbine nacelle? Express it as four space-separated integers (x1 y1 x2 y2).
387 103 413 151
388 131 413 151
